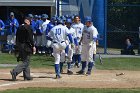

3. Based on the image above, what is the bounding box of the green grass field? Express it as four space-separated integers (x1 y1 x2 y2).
1 88 140 93
1 53 140 92
0 53 140 70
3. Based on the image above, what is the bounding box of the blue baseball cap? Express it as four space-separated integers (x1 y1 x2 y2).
38 15 41 19
85 16 92 22
42 14 48 19
28 14 33 18
57 18 64 24
66 18 72 24
60 16 66 21
10 12 14 16
34 15 38 18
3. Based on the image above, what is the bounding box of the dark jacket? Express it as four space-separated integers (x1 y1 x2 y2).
16 24 34 54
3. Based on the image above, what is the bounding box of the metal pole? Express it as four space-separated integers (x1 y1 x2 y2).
57 0 60 17
138 26 140 54
104 0 107 54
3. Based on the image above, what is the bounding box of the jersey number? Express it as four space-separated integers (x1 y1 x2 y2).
55 28 61 35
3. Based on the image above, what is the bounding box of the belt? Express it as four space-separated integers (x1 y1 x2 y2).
53 41 65 43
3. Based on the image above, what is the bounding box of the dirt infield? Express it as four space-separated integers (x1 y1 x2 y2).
0 68 140 91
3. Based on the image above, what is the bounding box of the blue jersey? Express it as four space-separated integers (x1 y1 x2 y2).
6 18 19 35
46 22 55 35
0 19 5 35
46 22 55 40
0 19 5 30
35 19 43 35
31 20 37 33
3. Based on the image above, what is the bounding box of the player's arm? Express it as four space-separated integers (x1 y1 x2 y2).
92 27 100 47
79 26 85 45
67 34 73 44
73 31 78 46
92 28 98 42
79 33 83 45
14 19 19 28
0 20 5 30
47 30 53 41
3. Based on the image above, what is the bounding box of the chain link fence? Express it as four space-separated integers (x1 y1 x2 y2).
107 1 140 54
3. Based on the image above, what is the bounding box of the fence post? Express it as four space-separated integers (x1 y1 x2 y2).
104 0 107 54
138 27 140 54
57 0 60 17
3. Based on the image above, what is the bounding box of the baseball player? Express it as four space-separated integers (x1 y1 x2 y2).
71 15 84 67
60 18 78 75
41 14 50 54
45 17 56 55
6 12 19 54
48 19 73 79
35 15 43 54
28 14 36 34
76 16 98 75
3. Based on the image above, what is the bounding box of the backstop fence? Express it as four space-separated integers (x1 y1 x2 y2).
58 0 140 55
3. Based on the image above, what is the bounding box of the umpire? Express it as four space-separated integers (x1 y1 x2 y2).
10 17 36 81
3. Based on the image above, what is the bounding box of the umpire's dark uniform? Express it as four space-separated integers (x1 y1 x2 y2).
10 17 35 81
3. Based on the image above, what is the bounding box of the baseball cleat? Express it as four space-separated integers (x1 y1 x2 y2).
75 63 80 68
10 70 16 81
86 71 91 76
24 77 33 81
60 69 63 74
76 70 85 75
55 75 62 79
67 70 73 75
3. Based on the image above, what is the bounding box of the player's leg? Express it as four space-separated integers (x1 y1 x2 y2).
71 45 77 66
36 36 42 54
7 35 12 54
60 50 66 73
52 45 61 78
53 42 67 78
86 44 95 75
12 34 16 52
93 44 97 62
41 33 47 54
76 45 82 68
42 33 47 54
76 45 87 74
46 40 52 55
67 45 73 75
59 42 67 73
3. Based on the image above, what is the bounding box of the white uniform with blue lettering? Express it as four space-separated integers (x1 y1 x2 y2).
81 25 98 62
71 22 84 54
48 24 69 64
